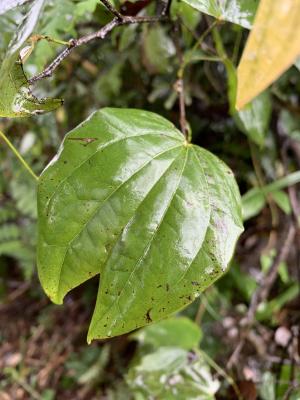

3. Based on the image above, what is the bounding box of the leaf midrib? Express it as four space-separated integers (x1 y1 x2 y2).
54 143 184 301
91 147 189 335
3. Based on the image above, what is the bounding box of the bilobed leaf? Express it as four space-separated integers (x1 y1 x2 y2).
237 0 300 109
37 108 243 341
0 0 62 118
180 0 258 28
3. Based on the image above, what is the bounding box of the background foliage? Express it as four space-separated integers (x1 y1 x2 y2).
1 0 300 398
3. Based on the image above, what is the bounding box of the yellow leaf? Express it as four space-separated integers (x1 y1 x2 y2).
236 0 300 110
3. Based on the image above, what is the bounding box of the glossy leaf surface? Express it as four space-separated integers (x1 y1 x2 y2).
0 0 62 118
37 108 243 340
237 0 300 109
181 0 258 28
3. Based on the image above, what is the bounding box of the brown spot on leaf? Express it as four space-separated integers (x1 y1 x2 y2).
67 137 97 146
145 308 152 323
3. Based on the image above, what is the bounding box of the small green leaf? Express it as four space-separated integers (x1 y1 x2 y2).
259 372 276 400
234 91 272 147
242 188 265 221
221 58 271 146
37 108 243 340
132 317 202 350
272 191 291 215
126 347 220 399
142 26 175 74
180 0 258 28
0 0 62 118
74 0 99 17
242 171 300 220
171 0 201 30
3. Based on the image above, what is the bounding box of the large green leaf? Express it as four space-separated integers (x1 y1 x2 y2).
37 108 243 341
236 0 300 109
180 0 258 28
0 0 62 118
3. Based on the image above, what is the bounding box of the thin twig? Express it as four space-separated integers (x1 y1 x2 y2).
162 0 172 16
247 223 295 323
228 120 300 370
197 349 242 400
174 18 219 140
279 136 300 400
172 22 189 140
227 222 296 369
281 141 300 223
175 78 188 139
249 140 279 251
4 368 41 400
29 11 167 84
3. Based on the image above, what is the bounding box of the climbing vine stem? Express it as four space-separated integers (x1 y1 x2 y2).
0 129 38 181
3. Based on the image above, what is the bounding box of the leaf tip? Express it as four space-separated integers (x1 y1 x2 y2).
87 336 92 345
235 92 249 111
47 290 63 305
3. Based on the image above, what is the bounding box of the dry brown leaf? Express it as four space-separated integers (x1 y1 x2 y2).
236 0 300 110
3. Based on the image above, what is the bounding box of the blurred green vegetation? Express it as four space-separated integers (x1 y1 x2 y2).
1 0 300 399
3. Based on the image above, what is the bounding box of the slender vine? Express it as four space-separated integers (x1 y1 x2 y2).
0 129 38 181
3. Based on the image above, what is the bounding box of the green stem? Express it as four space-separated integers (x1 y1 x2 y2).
212 26 227 59
232 28 243 65
197 348 242 400
178 19 219 78
0 129 38 181
5 368 41 400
